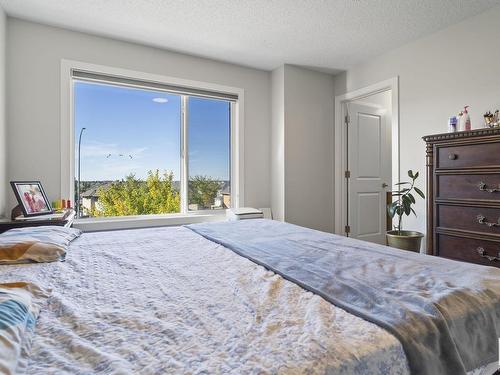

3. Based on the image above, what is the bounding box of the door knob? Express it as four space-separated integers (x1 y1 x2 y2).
382 183 388 188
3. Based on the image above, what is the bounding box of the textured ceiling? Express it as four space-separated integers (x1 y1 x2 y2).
1 0 499 72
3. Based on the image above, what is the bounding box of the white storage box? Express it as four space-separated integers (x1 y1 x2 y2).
226 207 264 221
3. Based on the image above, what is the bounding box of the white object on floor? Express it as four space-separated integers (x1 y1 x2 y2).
258 207 272 219
226 207 263 221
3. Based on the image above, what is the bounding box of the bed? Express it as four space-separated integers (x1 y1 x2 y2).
0 220 499 374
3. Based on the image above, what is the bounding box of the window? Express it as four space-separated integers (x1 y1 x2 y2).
188 97 231 211
72 70 237 219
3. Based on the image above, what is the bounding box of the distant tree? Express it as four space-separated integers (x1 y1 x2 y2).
189 175 221 209
93 170 180 216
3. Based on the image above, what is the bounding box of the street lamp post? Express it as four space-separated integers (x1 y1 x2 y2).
77 127 86 218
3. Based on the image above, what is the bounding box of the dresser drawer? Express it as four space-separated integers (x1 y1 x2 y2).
437 205 500 235
437 234 500 267
437 141 500 169
437 174 500 201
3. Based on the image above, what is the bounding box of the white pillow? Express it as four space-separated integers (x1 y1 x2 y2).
0 226 81 264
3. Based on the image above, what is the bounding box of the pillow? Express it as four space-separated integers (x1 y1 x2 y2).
0 226 82 264
0 282 48 374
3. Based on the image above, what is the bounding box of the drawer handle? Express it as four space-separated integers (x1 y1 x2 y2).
448 153 457 160
477 215 500 227
477 247 500 262
478 182 500 193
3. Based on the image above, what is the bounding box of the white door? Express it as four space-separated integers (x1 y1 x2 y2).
347 102 391 244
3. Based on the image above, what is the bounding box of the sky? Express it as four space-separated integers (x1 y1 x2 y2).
74 81 230 182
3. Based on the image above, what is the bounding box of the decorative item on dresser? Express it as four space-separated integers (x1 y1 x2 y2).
423 128 500 267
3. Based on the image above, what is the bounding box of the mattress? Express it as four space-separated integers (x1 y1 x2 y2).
0 226 495 374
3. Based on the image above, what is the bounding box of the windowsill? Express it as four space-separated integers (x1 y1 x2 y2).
73 211 227 232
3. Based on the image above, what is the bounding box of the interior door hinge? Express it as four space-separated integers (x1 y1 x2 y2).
345 170 350 178
345 114 350 125
345 225 350 234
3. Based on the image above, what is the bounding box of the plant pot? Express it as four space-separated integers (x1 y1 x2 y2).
386 230 424 252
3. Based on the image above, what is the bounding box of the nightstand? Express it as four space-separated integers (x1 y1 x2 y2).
0 209 76 234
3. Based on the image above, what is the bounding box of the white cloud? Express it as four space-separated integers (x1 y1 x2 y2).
152 97 168 103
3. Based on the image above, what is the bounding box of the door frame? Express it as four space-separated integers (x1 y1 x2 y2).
334 77 400 235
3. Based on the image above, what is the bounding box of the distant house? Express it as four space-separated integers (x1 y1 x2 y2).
213 181 230 209
81 182 112 215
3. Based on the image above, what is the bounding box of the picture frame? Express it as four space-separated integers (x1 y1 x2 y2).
10 181 53 217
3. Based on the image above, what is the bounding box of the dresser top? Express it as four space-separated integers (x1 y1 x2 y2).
423 127 500 143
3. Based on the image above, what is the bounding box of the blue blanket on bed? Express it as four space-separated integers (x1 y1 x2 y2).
187 219 500 375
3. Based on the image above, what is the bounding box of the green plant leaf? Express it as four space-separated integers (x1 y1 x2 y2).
410 207 417 217
391 192 408 197
403 201 411 215
401 195 412 211
407 193 415 204
395 182 411 185
414 171 419 179
414 186 425 199
408 170 414 179
387 203 397 218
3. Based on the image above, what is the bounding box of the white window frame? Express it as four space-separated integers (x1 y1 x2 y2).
60 60 244 229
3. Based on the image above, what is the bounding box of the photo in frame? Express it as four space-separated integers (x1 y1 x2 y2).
10 181 53 217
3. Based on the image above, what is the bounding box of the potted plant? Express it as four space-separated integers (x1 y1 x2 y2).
386 170 425 251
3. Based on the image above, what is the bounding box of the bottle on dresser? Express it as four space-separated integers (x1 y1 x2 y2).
457 106 471 131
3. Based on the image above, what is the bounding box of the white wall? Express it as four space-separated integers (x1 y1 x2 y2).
356 90 391 110
6 18 271 211
0 7 5 217
271 65 335 232
284 65 334 232
271 66 285 221
334 6 500 240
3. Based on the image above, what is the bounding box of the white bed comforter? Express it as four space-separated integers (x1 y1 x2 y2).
1 226 415 374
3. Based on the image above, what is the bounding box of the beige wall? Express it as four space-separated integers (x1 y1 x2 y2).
334 6 500 240
272 65 335 232
6 18 271 211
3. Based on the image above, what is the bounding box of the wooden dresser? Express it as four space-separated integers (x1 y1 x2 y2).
423 128 500 268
